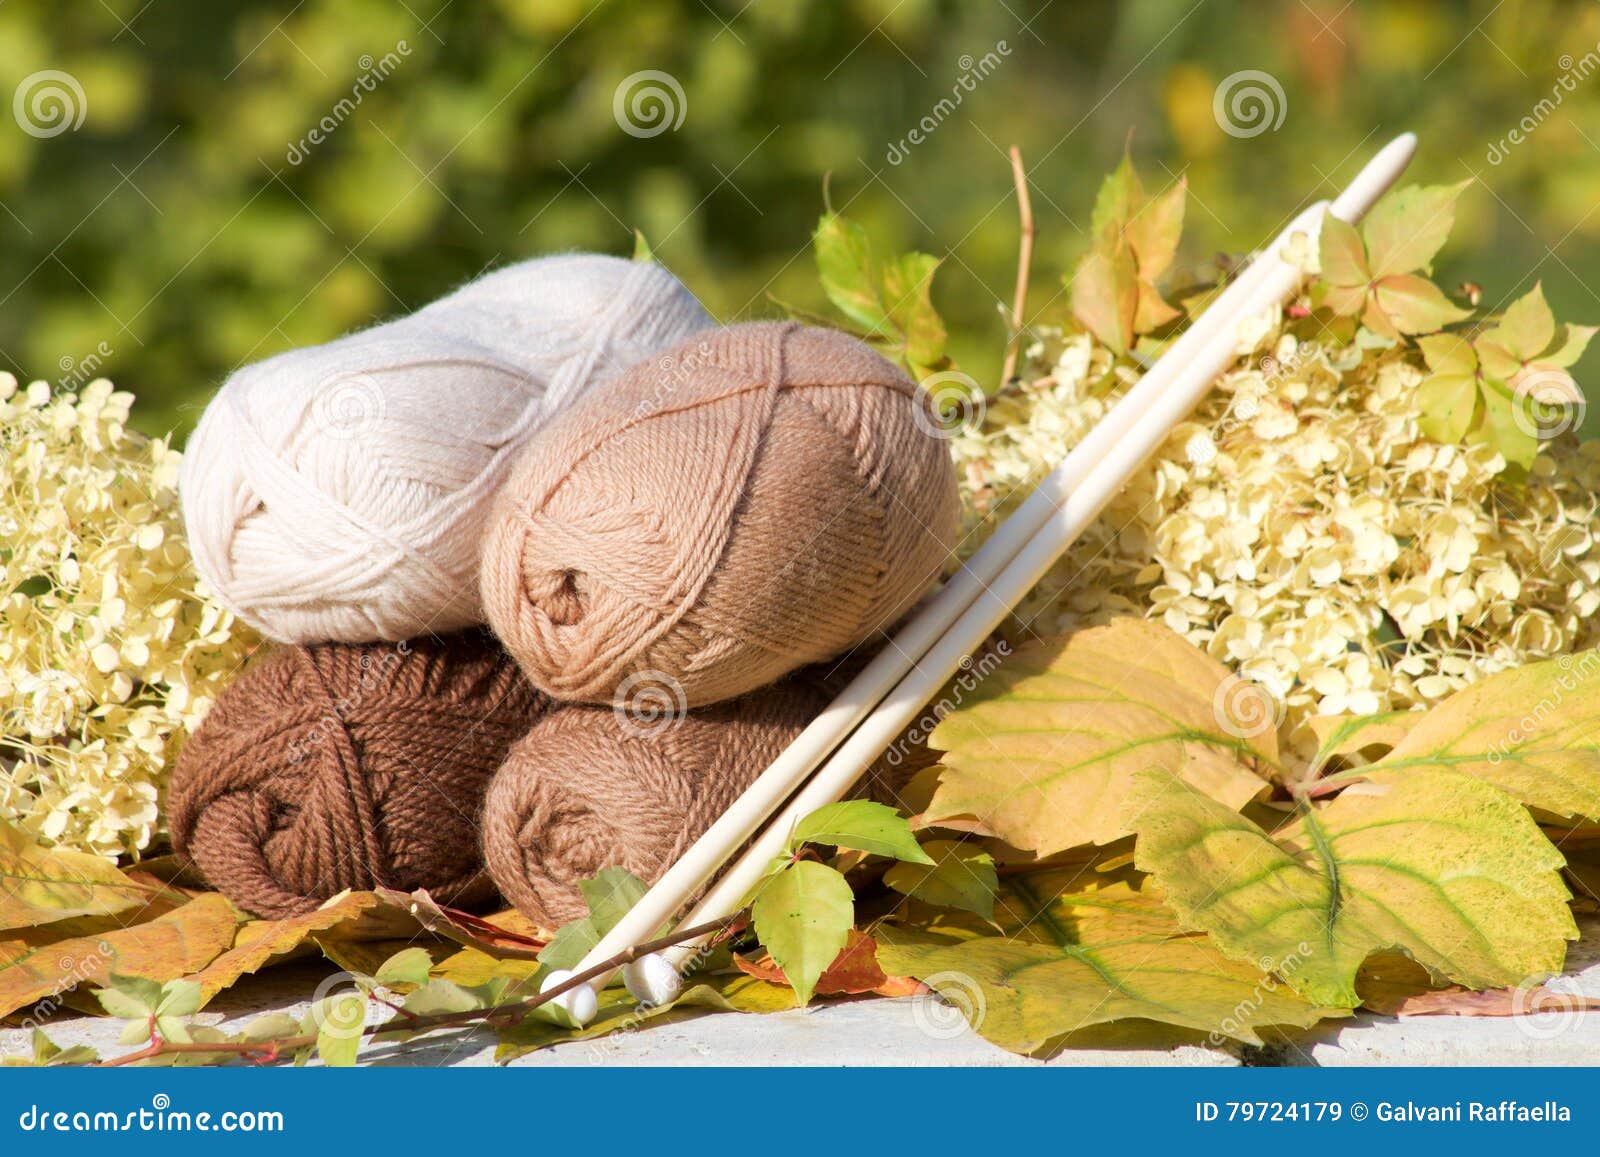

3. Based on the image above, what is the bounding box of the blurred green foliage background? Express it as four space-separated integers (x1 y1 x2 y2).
0 0 1597 438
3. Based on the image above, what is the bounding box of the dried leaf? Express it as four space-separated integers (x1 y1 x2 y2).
1127 766 1575 1008
883 839 997 918
926 619 1272 856
185 892 395 1003
734 930 918 997
0 820 155 931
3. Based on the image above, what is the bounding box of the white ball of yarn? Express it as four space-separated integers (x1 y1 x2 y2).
180 254 713 644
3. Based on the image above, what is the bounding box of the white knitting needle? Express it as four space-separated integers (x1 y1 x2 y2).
569 133 1417 1004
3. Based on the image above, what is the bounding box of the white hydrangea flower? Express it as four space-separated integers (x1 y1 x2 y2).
2 375 260 859
954 327 1600 764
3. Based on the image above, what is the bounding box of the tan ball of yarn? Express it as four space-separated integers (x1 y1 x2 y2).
169 631 546 919
480 321 960 708
481 677 832 929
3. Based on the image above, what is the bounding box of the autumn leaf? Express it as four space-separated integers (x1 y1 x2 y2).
1315 182 1472 340
184 891 399 1004
812 211 954 380
1352 654 1600 823
0 820 156 931
882 839 997 918
0 893 239 1019
377 888 547 958
1127 766 1576 1008
537 868 648 971
925 619 1273 856
734 929 920 998
876 868 1341 1053
1070 153 1187 353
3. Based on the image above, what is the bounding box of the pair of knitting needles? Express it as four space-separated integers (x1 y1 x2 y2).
545 133 1421 1017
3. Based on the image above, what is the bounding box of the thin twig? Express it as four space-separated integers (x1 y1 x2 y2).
999 145 1035 389
97 909 750 1067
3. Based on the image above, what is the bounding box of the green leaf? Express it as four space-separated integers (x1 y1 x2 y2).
1485 283 1557 361
791 800 933 863
1126 177 1186 280
751 861 854 1005
926 619 1272 856
155 979 202 1018
1417 332 1478 377
1544 323 1597 369
1361 181 1470 278
94 974 165 1019
1127 767 1575 1008
375 946 434 988
1475 383 1541 470
883 839 997 918
879 251 947 369
814 213 891 336
539 868 649 971
1416 373 1479 443
1361 655 1600 822
1089 151 1141 238
314 994 365 1068
877 870 1342 1053
631 229 654 263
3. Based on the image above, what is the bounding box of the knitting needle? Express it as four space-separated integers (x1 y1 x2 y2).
569 133 1418 1003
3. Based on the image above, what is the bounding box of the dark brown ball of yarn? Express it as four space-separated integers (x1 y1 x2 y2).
481 676 834 930
169 631 547 919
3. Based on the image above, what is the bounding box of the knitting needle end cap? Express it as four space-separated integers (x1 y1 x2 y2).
623 953 684 1007
540 969 599 1027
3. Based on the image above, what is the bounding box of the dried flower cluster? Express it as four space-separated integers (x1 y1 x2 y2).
953 324 1600 761
1 376 259 858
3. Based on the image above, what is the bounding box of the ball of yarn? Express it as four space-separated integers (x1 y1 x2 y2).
481 677 831 929
169 631 546 919
181 254 714 645
480 321 960 707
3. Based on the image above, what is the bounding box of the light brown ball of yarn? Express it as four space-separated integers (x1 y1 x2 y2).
169 632 546 919
479 321 960 708
481 678 833 930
